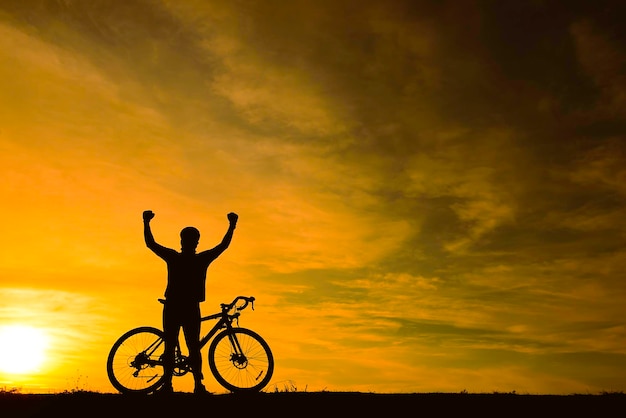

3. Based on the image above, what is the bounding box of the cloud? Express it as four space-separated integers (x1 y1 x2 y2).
571 19 626 117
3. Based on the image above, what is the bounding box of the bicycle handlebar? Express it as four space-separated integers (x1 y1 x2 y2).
221 295 255 312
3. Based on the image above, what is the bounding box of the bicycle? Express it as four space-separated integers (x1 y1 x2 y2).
106 295 274 394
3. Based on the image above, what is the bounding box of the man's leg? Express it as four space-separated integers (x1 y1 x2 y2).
182 303 206 393
160 304 179 393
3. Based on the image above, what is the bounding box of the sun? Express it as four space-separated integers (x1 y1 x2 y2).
0 325 49 374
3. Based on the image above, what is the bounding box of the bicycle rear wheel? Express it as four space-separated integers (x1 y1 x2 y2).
106 326 166 394
208 327 274 392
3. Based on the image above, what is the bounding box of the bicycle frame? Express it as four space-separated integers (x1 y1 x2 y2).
161 295 255 370
139 300 243 363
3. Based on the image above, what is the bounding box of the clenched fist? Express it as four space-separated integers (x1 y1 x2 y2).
227 212 238 225
143 210 155 222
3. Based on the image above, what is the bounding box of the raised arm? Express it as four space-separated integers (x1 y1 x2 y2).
206 212 238 256
142 210 175 260
143 210 157 248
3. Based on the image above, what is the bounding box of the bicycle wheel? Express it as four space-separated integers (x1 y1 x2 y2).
107 326 166 394
208 327 274 392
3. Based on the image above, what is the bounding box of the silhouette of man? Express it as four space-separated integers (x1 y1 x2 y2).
143 210 238 394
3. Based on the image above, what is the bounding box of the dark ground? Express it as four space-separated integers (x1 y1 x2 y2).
2 391 625 418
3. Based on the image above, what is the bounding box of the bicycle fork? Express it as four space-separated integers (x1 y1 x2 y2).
227 332 248 369
227 332 265 382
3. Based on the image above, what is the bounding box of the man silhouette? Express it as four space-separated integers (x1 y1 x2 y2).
143 209 238 394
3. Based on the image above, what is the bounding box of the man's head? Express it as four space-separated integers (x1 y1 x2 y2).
180 226 200 252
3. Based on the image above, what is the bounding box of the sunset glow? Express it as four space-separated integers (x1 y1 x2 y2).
0 325 49 375
1 0 625 395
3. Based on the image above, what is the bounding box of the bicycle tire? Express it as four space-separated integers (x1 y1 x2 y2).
208 327 274 392
106 326 166 394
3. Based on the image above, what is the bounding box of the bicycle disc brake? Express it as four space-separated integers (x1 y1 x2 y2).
230 353 248 369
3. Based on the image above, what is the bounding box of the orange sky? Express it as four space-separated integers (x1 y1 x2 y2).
1 0 625 394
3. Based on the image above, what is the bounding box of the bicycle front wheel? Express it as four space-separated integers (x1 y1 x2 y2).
106 326 166 394
208 327 274 392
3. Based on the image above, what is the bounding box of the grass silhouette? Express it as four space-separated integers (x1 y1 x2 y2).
2 388 625 417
